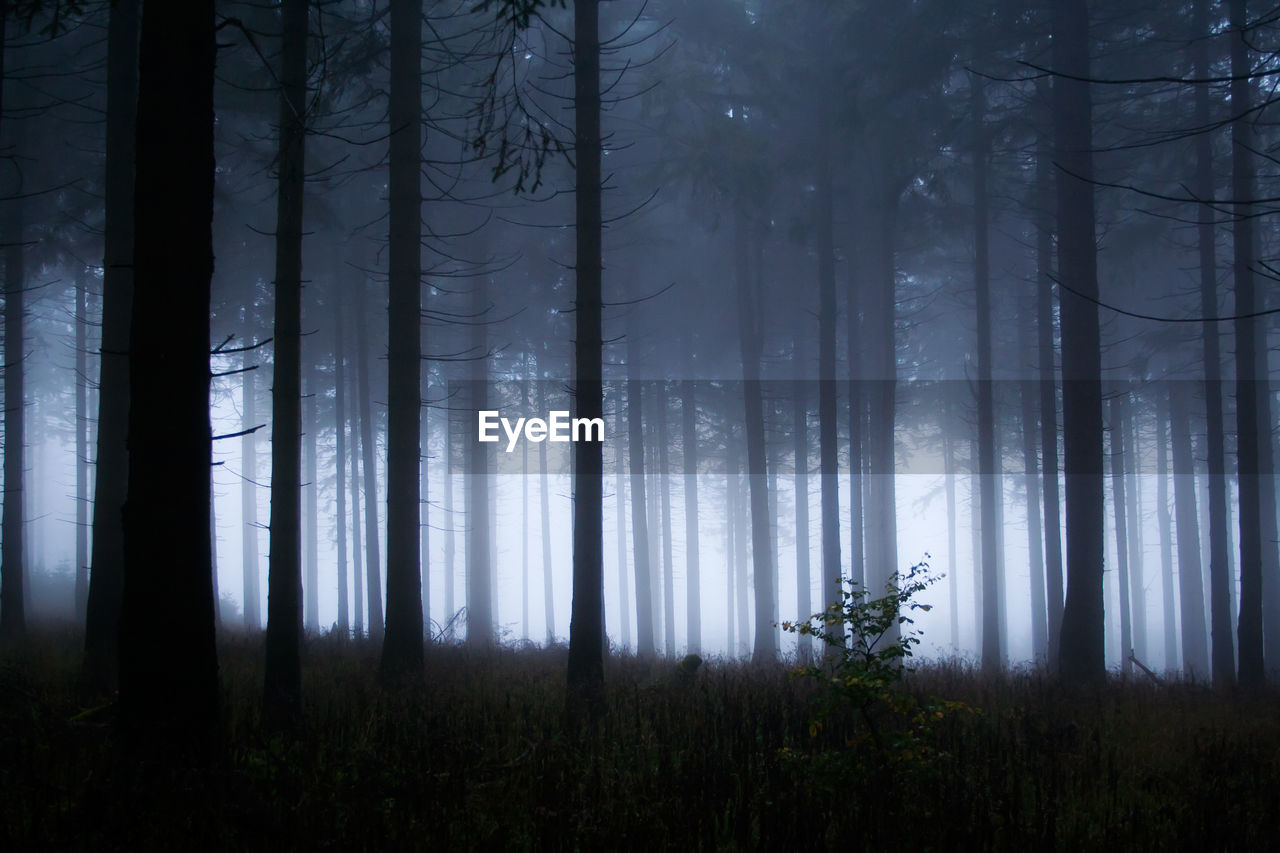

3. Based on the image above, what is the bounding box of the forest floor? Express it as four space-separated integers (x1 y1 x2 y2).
2 629 1279 851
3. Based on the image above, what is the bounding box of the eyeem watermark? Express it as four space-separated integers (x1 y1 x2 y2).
477 410 604 452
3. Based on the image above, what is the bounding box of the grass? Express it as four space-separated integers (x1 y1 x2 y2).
2 629 1279 850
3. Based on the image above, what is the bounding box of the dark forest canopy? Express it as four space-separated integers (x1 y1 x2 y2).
1 0 1279 744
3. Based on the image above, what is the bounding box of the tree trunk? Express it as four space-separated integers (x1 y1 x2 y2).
304 369 319 633
657 382 676 653
350 362 364 635
794 366 812 659
522 362 531 641
1 136 23 639
356 287 384 639
83 0 139 687
333 289 349 635
1018 260 1047 662
614 400 630 648
1156 387 1178 671
263 0 308 720
1053 0 1106 683
733 439 750 656
725 432 736 654
681 376 699 654
117 0 219 750
1123 392 1146 664
241 343 261 630
628 377 654 656
75 269 90 623
444 405 456 638
816 131 843 649
1110 396 1134 674
467 280 491 647
540 374 555 643
380 0 425 677
1172 382 1210 676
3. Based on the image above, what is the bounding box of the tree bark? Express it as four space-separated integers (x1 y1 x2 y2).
1172 382 1210 676
614 399 629 648
816 130 843 650
540 374 555 643
628 377 654 656
75 269 89 624
681 376 700 654
241 341 261 630
333 289 349 635
1053 0 1106 683
380 0 425 677
1110 396 1134 674
118 0 219 751
356 287 384 639
350 360 364 634
0 131 23 639
794 365 812 659
657 382 677 654
263 0 308 720
467 281 491 647
1156 387 1178 671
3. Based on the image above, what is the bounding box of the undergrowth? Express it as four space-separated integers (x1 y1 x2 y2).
2 629 1279 851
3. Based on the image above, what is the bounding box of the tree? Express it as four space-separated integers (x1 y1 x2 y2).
263 0 309 722
117 0 219 751
380 0 426 678
1054 0 1107 683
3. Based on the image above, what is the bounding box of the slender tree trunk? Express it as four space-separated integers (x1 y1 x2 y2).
420 374 430 637
794 369 812 658
973 72 1000 671
1 138 23 639
1172 382 1210 675
657 383 677 653
304 369 319 633
467 281 491 647
263 0 308 719
726 433 736 654
356 287 384 639
443 406 456 638
241 343 261 630
1034 77 1064 668
1054 0 1106 683
118 0 219 750
681 376 699 654
847 251 865 596
614 400 630 648
733 441 750 656
350 363 364 635
82 0 139 687
522 362 531 641
942 396 959 651
1018 267 1047 662
75 269 89 623
1156 387 1178 671
1110 396 1134 674
333 290 349 634
628 377 654 656
380 0 425 677
646 438 662 648
540 375 555 643
1123 393 1146 664
816 131 843 649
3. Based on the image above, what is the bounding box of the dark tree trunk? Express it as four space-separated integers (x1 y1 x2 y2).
241 343 261 630
732 439 750 655
304 369 319 633
628 377 654 656
75 269 90 624
444 407 456 638
1110 396 1134 674
1188 0 1234 685
816 133 843 649
941 389 959 651
847 247 865 595
725 429 736 653
540 375 555 643
1 138 23 640
356 288 384 639
793 364 812 659
1018 264 1047 661
1123 393 1146 663
681 376 700 654
1172 382 1210 676
657 383 676 653
973 72 1000 671
263 0 308 720
522 363 531 640
613 401 629 648
1034 76 1064 668
1156 387 1178 671
350 362 364 635
467 281 491 647
82 0 139 688
118 0 219 750
333 289 349 635
1053 0 1106 683
1228 0 1266 686
380 0 425 678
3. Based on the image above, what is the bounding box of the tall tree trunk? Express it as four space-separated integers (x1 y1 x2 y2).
1228 0 1267 686
540 375 555 642
263 0 308 720
118 0 219 750
1 136 23 639
847 249 865 595
1123 393 1146 663
350 363 364 635
646 437 662 648
816 131 843 649
1172 382 1210 675
681 376 699 654
1016 252 1047 661
304 369 319 633
793 367 812 658
1034 76 1064 668
380 0 425 677
75 269 90 623
467 280 491 647
628 377 654 656
736 216 777 664
941 390 959 651
356 287 384 639
83 0 139 687
1156 387 1178 671
333 290 349 635
733 439 750 656
614 400 630 648
1110 396 1134 674
1053 0 1106 683
657 383 676 653
241 342 261 630
725 432 736 654
521 362 531 641
973 72 1000 671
